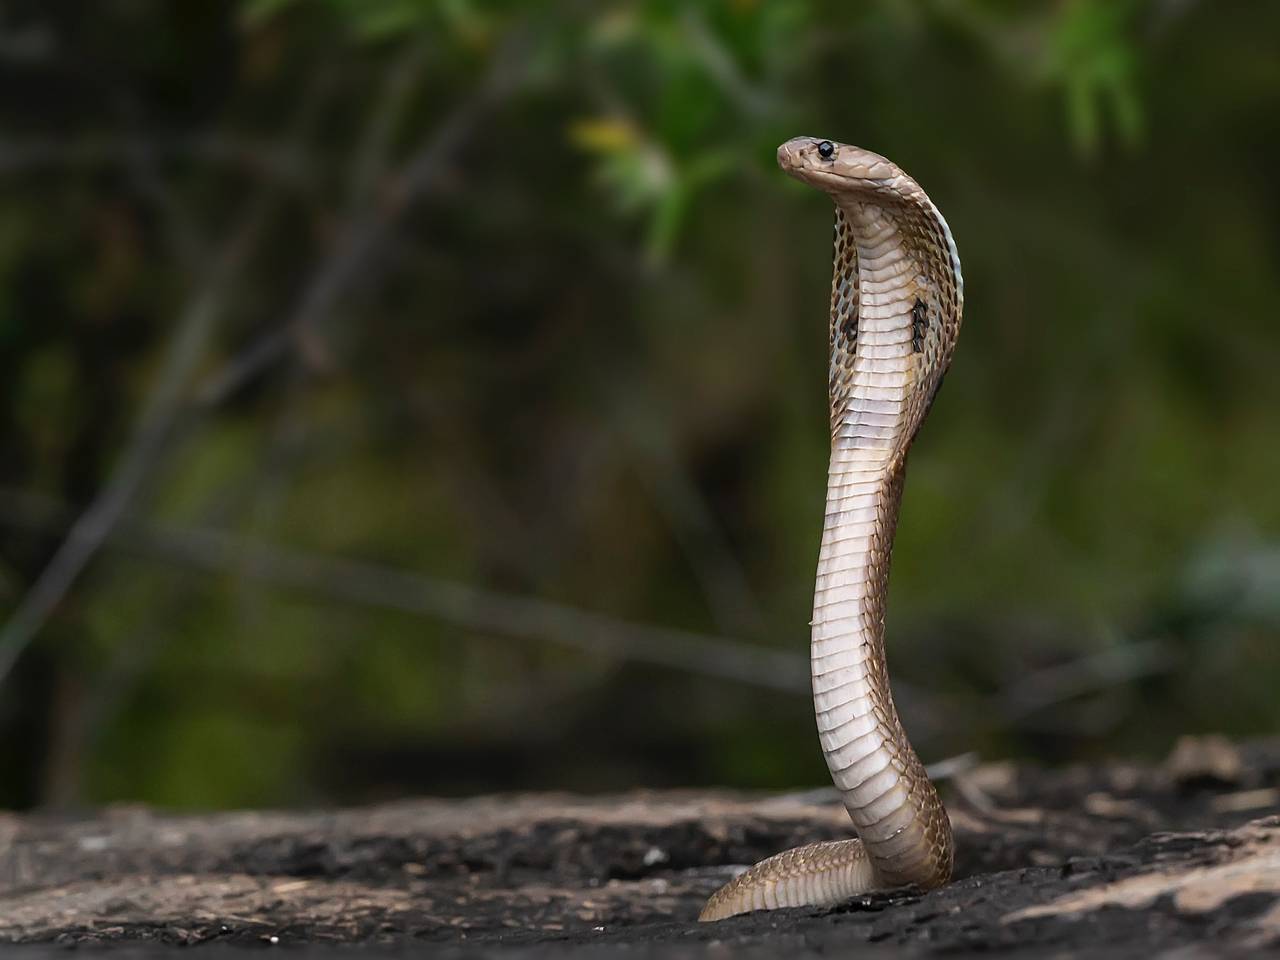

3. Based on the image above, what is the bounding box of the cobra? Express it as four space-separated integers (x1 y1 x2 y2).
700 138 963 921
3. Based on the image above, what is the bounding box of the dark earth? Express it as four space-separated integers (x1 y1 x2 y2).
1 736 1278 957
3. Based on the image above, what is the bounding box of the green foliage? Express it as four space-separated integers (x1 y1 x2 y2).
1043 0 1145 155
243 0 485 41
0 0 1277 809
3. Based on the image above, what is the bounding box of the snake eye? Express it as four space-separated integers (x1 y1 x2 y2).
817 140 835 160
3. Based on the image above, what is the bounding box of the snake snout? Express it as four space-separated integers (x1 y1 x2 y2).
777 136 826 169
776 139 801 171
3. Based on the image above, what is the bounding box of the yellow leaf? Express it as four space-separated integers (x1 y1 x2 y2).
567 117 638 153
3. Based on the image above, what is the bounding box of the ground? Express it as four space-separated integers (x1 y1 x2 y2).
1 736 1277 956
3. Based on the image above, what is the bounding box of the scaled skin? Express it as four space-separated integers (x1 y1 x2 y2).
700 138 962 922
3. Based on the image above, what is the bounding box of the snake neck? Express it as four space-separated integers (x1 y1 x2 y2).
810 199 953 890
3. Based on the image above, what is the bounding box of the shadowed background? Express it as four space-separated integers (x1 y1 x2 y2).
0 0 1276 811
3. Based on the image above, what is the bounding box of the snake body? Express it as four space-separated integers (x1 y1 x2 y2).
699 138 963 921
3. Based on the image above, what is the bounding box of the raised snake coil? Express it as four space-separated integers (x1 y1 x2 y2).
699 138 964 922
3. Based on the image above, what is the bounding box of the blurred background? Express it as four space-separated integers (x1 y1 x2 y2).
0 0 1277 812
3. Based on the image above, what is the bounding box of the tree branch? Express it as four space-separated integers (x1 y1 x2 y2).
0 215 263 688
196 28 531 408
0 488 810 695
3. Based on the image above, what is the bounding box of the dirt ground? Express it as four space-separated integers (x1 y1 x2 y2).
1 736 1278 956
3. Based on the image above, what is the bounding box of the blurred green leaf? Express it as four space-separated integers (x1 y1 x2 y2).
1043 0 1145 156
0 0 1275 811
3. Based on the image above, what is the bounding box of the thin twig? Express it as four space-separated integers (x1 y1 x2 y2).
998 636 1175 722
609 383 769 639
0 136 311 185
0 489 811 695
773 752 981 806
346 40 430 211
0 213 264 689
196 28 532 408
0 72 341 688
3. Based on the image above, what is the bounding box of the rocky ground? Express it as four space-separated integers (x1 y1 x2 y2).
0 736 1278 957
